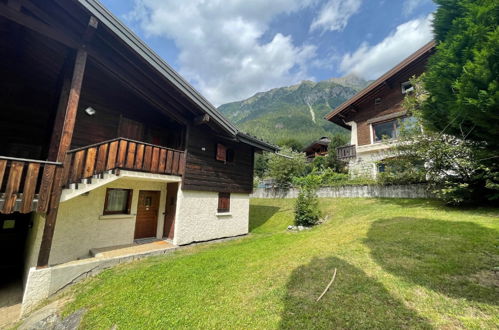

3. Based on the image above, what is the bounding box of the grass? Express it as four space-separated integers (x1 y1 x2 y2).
62 198 499 329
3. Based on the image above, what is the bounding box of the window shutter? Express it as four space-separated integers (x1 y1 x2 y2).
216 143 227 162
218 192 230 213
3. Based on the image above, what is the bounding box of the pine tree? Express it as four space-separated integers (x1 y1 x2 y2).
423 0 498 150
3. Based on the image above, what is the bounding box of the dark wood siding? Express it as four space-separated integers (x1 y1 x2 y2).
0 24 68 160
71 60 185 150
345 60 428 146
183 126 254 194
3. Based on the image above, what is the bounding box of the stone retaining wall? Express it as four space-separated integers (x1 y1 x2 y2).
251 184 433 199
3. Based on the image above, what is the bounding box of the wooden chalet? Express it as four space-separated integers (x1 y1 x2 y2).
325 41 435 178
0 0 277 309
303 137 331 161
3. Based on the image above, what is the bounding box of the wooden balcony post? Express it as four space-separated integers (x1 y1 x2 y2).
37 18 97 268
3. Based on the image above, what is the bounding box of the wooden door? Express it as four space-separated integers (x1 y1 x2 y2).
135 191 160 239
163 183 179 240
119 116 144 141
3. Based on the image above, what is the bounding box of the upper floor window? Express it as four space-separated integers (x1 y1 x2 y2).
372 116 417 143
216 143 235 163
373 119 400 142
401 81 414 94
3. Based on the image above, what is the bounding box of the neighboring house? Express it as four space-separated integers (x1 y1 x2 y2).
303 137 331 161
0 0 277 300
325 41 435 178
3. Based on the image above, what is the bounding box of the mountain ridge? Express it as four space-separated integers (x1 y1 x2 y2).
218 74 368 145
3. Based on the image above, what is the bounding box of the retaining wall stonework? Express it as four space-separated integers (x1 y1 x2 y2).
251 184 433 199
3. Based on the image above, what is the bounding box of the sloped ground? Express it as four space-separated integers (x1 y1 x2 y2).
60 198 498 329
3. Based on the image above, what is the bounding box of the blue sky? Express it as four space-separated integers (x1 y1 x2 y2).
101 0 436 106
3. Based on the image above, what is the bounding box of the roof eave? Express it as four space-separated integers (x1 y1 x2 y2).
325 40 436 122
77 0 238 137
237 133 279 152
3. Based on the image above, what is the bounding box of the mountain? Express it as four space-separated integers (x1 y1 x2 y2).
218 74 368 146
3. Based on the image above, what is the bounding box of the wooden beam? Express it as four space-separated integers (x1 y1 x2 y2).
47 53 74 161
194 114 210 125
55 49 88 161
0 3 80 48
37 16 94 268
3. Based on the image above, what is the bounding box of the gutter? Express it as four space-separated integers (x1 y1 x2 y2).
237 132 279 152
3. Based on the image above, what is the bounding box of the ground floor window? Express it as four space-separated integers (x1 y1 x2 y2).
104 188 133 215
218 192 230 213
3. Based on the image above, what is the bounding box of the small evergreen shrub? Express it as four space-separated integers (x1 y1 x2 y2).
293 175 321 227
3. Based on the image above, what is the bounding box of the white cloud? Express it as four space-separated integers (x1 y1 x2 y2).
402 0 431 17
128 0 317 106
339 14 433 80
310 0 362 32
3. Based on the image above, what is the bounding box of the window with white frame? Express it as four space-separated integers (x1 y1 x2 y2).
372 116 417 143
372 119 400 142
401 81 414 94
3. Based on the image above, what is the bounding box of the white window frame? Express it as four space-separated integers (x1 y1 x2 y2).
401 81 414 94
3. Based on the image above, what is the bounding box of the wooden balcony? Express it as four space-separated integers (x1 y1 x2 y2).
63 138 185 187
0 157 63 214
336 144 356 160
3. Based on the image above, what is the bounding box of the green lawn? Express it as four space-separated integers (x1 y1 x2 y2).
63 198 499 329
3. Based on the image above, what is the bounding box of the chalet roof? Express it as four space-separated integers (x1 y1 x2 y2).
303 137 331 153
324 41 436 128
77 0 278 152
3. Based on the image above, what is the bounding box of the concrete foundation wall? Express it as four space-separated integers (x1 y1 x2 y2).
348 144 396 179
251 184 433 199
174 190 249 245
22 246 178 316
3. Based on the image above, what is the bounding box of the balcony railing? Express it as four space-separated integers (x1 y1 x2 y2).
336 144 356 160
0 156 63 214
64 137 185 187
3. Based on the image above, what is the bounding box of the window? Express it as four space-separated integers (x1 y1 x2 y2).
216 143 235 163
216 143 227 162
401 81 414 94
377 163 386 173
103 188 132 215
218 192 230 213
372 119 399 142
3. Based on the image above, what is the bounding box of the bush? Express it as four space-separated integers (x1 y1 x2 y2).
376 156 427 186
267 147 307 189
294 174 321 227
320 169 349 185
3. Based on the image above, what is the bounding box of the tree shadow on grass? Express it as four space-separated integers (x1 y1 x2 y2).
279 257 432 329
249 205 280 232
366 217 499 305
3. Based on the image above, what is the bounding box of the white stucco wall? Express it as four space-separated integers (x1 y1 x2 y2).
173 190 249 245
23 213 44 281
47 178 168 265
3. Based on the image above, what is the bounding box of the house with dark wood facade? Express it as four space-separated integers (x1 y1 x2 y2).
0 0 277 311
303 137 331 161
326 41 435 178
